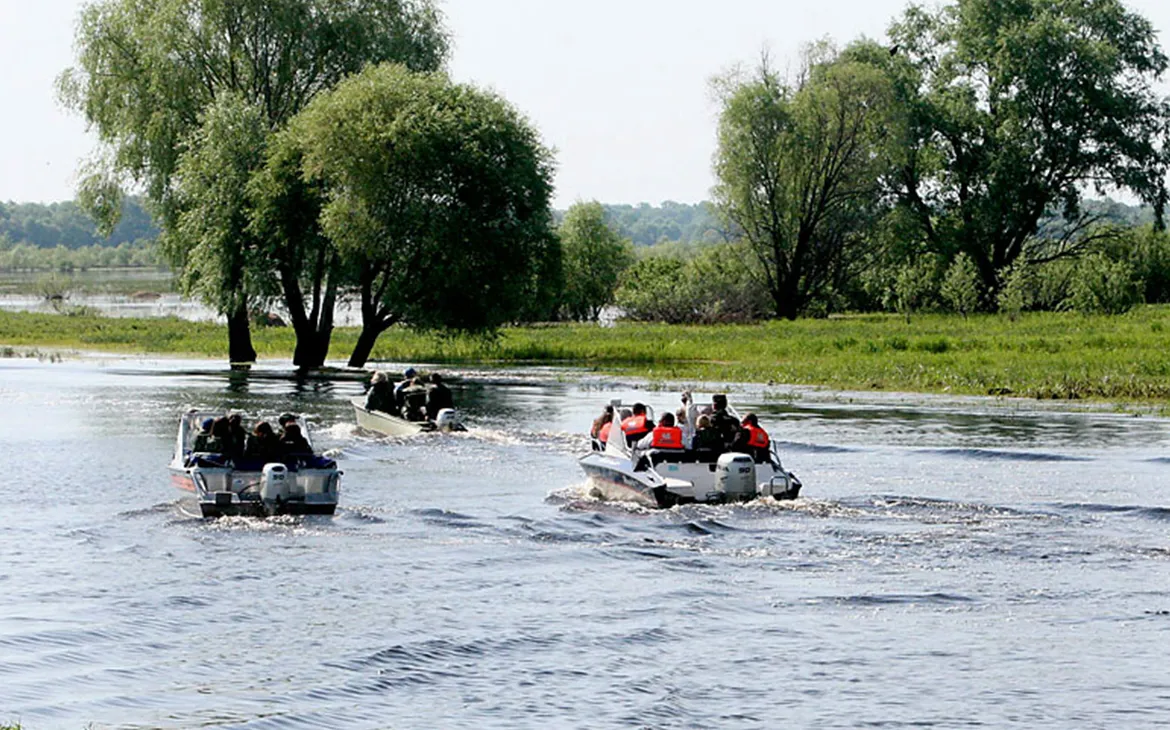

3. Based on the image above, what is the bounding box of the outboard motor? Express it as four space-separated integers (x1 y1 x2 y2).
260 462 290 515
434 408 462 432
716 453 756 501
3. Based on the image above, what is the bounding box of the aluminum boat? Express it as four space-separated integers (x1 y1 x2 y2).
168 410 341 518
578 401 801 508
352 398 465 436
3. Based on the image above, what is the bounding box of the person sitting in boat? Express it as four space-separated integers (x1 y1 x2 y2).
691 414 723 454
393 367 418 412
279 422 313 456
401 377 429 421
636 411 686 452
710 394 741 449
244 421 282 461
365 371 396 414
226 414 248 459
621 402 655 446
732 413 772 463
192 417 220 453
425 372 455 420
590 405 614 451
598 417 614 449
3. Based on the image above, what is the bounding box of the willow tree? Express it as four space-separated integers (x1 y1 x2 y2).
281 63 557 367
59 0 449 364
559 201 635 321
713 48 895 319
874 0 1170 296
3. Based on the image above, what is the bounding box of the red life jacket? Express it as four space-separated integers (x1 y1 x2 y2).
599 422 612 444
649 426 685 450
621 415 651 439
744 424 770 450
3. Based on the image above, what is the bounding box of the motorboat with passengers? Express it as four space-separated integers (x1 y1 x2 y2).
351 399 465 437
168 410 341 518
578 398 801 508
352 368 466 437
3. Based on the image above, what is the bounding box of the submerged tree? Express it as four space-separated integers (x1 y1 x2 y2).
59 0 449 364
870 0 1170 297
713 46 894 319
169 93 272 361
559 201 635 321
283 63 558 367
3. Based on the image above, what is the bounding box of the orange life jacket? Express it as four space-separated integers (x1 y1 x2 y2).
599 422 612 444
621 414 651 439
649 426 685 450
744 424 770 450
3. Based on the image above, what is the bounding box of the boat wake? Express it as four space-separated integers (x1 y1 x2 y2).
545 481 658 515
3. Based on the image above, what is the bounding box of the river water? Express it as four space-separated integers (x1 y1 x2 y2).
2 357 1170 729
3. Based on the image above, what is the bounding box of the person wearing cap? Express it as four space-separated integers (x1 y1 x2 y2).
192 417 219 452
365 371 396 414
393 367 418 413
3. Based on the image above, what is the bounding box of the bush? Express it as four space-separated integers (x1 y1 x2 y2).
940 253 981 317
1066 253 1141 315
684 242 772 323
997 263 1034 320
893 256 938 323
614 242 771 324
1124 226 1170 303
1031 259 1076 311
614 256 692 323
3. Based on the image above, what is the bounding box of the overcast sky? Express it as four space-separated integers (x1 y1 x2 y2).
2 0 1168 208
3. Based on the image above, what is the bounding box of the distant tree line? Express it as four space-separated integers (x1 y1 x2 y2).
0 198 156 250
590 202 724 247
0 239 160 272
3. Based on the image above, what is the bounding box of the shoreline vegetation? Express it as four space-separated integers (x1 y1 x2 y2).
3 308 1170 404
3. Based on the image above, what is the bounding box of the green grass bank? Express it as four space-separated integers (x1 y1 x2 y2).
3 308 1170 402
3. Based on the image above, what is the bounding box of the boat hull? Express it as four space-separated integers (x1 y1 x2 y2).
168 464 340 518
579 451 801 509
352 399 463 436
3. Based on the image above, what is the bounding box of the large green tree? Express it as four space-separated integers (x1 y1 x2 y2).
872 0 1170 295
559 201 635 321
169 93 274 360
281 63 558 368
59 0 449 364
713 47 895 319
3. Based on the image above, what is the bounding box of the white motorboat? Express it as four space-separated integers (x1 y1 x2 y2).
351 398 465 437
167 410 341 518
578 401 801 508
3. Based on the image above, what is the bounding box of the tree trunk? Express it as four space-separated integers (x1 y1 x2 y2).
347 324 382 369
227 303 257 364
282 263 337 370
292 321 327 369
